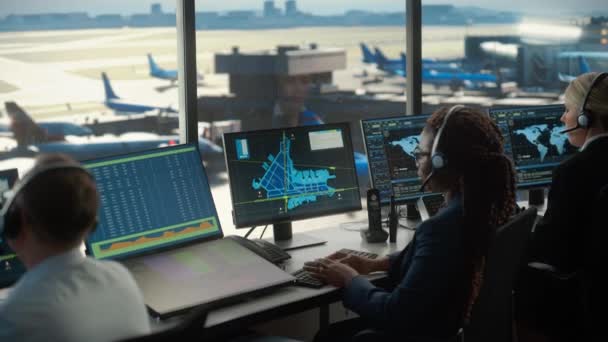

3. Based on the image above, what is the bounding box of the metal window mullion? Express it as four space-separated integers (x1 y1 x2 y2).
176 0 198 144
406 0 422 116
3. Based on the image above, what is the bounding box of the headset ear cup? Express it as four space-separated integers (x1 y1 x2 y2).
431 153 446 170
578 112 590 128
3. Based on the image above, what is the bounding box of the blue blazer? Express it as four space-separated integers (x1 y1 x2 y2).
343 197 467 338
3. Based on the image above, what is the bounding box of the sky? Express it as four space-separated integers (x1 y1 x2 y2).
0 0 605 17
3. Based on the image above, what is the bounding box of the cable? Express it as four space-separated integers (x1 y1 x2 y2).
244 226 257 239
259 225 269 239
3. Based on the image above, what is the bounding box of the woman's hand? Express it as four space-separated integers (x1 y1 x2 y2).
303 258 359 287
326 251 389 275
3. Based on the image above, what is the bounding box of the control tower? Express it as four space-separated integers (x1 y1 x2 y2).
211 44 346 130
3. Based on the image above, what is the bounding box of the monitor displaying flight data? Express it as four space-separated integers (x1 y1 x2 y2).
0 168 26 288
83 144 222 260
224 123 361 228
0 168 18 207
489 105 577 188
361 114 430 204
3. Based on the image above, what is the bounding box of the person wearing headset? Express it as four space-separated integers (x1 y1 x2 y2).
0 154 150 342
305 106 517 341
516 72 608 341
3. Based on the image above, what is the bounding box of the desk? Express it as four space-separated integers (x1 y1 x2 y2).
194 200 544 339
195 224 415 339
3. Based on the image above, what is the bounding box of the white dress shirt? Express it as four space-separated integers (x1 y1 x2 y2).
0 247 151 342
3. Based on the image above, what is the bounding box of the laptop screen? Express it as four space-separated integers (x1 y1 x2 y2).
0 168 26 288
84 144 222 260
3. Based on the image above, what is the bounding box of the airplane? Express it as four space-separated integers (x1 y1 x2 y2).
3 102 92 145
556 52 608 83
102 72 178 115
147 53 204 85
373 49 498 90
361 44 462 72
147 53 178 84
0 101 223 162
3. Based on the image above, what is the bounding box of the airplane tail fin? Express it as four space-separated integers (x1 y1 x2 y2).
101 72 120 100
578 56 591 74
147 53 162 75
360 43 376 64
4 101 49 146
374 48 389 66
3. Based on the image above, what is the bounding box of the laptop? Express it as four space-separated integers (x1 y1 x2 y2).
0 168 27 288
83 144 295 319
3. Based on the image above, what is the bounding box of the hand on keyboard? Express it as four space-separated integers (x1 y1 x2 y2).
326 249 379 275
293 249 381 289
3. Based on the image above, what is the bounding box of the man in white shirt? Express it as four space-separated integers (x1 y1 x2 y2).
0 154 151 342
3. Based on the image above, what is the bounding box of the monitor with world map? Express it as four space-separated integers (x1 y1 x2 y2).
489 105 577 188
361 114 431 204
223 123 361 246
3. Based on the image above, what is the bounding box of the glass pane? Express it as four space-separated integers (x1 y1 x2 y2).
420 2 607 107
0 1 187 177
195 1 407 235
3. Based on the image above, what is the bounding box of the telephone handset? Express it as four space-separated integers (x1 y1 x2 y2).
361 188 388 243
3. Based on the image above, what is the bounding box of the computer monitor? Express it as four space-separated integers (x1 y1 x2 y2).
361 114 430 205
0 168 26 288
0 168 18 207
83 143 222 260
489 105 577 189
223 123 361 250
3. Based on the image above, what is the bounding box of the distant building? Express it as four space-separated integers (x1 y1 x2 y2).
263 0 281 18
150 3 163 16
285 0 299 17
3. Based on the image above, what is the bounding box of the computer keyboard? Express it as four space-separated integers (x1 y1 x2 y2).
292 268 325 288
292 249 379 289
337 248 378 259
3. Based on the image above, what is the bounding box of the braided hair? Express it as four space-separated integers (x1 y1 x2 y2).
425 106 517 321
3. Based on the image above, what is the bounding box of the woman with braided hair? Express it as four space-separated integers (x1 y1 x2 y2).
305 106 516 341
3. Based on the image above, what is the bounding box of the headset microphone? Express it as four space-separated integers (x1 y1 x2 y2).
418 105 464 193
419 170 434 193
560 124 580 134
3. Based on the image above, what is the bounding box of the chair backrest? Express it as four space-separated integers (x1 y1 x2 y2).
584 184 608 337
463 207 538 342
118 303 211 342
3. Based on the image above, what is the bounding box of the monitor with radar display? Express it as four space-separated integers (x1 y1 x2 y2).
361 114 431 205
223 123 361 250
489 105 577 188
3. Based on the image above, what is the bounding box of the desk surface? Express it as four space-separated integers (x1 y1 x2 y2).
197 224 414 336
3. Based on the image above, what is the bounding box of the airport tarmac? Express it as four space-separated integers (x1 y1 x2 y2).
0 24 558 237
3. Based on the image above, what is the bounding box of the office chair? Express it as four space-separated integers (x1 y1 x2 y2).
462 207 538 342
351 209 538 342
524 184 608 339
118 303 212 342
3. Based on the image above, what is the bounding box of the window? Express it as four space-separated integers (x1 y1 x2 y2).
195 0 405 234
0 1 184 176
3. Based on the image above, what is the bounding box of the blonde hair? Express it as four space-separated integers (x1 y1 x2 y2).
564 72 608 129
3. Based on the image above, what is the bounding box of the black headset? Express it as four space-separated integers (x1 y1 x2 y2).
562 72 608 134
420 105 465 191
0 163 93 240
